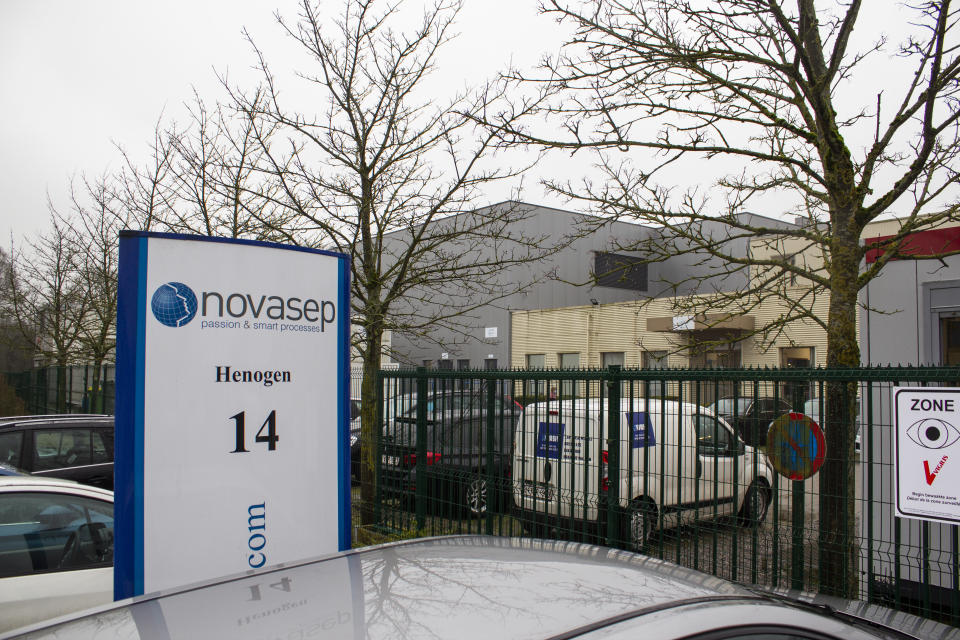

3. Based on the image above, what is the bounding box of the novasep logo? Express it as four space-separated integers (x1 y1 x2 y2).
151 282 199 327
149 281 337 331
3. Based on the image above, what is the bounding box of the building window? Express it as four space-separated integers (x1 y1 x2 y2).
780 347 813 368
525 354 546 397
484 358 498 370
601 352 625 368
784 254 798 286
594 252 647 291
642 350 668 397
422 360 433 368
457 359 470 370
558 353 580 397
437 360 453 370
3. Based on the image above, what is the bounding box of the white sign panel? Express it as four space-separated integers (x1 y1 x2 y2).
894 387 960 523
673 315 694 331
484 327 498 339
115 232 351 598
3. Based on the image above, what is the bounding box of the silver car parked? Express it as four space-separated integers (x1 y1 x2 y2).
5 536 957 639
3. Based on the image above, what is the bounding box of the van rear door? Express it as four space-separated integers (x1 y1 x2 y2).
514 401 603 520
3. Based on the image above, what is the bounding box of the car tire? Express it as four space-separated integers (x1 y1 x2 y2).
738 480 771 526
464 476 488 516
624 499 658 552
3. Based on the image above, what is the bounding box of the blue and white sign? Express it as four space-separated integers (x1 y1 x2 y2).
627 412 655 449
536 422 565 459
115 232 351 599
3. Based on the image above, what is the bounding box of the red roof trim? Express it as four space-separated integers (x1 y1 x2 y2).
864 226 960 264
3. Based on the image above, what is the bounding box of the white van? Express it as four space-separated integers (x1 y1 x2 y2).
512 398 775 550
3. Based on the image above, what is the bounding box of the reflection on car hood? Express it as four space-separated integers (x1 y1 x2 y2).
12 537 749 640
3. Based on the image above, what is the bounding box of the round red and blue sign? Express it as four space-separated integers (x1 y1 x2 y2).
766 412 827 480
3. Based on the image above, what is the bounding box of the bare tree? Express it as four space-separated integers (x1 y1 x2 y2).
114 114 178 233
69 174 126 411
487 0 960 596
164 90 296 240
0 247 34 374
3 212 90 411
231 0 550 527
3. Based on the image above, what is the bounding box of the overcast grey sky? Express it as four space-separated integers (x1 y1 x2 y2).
0 0 568 246
0 1 934 250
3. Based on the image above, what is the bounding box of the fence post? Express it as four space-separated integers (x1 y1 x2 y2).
415 367 428 531
485 377 495 535
606 365 622 547
374 369 385 527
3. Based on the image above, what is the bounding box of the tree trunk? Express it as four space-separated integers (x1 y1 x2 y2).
359 332 383 527
819 225 861 598
56 360 68 413
90 359 103 413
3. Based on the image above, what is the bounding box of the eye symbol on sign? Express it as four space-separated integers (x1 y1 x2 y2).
906 418 960 449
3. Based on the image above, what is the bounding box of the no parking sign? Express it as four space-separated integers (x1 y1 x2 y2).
766 412 827 480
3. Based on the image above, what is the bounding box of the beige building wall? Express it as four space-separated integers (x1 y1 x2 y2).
511 289 831 369
510 216 916 372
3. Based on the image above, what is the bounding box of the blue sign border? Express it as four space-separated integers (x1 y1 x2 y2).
115 231 351 599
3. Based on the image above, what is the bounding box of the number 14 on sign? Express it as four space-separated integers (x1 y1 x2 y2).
230 410 279 452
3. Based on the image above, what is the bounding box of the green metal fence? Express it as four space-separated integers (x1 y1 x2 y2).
372 366 960 626
4 365 115 415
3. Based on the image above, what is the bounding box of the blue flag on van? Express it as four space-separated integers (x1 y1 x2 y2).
536 422 565 459
628 412 655 448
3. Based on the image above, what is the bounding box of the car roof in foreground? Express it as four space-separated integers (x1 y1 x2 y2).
8 536 958 640
8 536 746 639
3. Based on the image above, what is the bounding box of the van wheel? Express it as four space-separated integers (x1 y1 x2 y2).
624 500 658 552
739 481 770 526
464 476 488 516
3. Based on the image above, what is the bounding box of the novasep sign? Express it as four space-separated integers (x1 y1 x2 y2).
115 232 351 599
152 282 337 331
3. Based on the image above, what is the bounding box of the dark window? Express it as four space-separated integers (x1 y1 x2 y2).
0 491 113 577
0 431 23 467
594 252 647 291
484 359 498 370
694 415 733 456
91 431 111 465
437 360 453 370
457 359 470 370
33 429 93 471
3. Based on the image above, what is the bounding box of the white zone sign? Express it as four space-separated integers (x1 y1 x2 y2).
115 232 351 598
894 387 960 523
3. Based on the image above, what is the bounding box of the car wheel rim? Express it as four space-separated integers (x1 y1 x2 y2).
748 485 768 522
467 478 487 514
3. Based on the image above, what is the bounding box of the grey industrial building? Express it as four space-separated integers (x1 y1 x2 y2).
385 201 795 368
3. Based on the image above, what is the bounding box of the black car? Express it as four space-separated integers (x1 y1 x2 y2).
0 415 114 489
380 392 522 515
711 396 792 447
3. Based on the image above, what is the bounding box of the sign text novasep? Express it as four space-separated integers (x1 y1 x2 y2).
201 291 336 330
